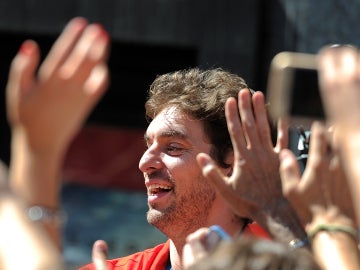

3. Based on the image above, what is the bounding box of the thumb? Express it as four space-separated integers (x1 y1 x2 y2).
92 240 109 270
279 149 301 197
9 40 40 95
275 117 289 152
197 153 229 193
197 153 243 214
6 40 40 123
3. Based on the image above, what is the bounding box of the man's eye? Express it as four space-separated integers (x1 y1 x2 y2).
167 145 184 155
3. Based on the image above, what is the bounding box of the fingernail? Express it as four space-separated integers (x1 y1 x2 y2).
97 25 110 42
279 150 289 162
197 155 212 168
19 41 33 56
95 242 108 255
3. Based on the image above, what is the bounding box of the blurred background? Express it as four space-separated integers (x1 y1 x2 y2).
1 0 360 268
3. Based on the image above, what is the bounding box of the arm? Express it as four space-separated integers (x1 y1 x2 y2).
6 17 110 248
317 45 360 226
0 160 64 270
197 89 307 244
308 212 359 270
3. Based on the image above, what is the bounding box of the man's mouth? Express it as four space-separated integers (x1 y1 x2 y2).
148 184 172 196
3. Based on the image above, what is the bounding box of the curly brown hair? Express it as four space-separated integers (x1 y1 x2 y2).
145 68 250 168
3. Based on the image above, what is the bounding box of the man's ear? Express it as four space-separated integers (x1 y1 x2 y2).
224 150 234 177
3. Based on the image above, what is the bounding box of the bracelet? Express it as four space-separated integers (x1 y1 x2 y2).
308 224 358 241
289 237 310 249
26 205 67 227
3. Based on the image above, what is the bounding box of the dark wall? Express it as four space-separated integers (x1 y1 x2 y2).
0 0 260 81
2 0 360 164
0 0 260 165
255 0 360 91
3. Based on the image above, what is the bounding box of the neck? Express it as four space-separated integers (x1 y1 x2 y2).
169 240 183 270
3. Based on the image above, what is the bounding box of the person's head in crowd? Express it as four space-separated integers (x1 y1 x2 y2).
186 236 321 270
139 68 254 246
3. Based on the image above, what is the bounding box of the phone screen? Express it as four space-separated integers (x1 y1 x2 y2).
266 51 325 126
290 68 324 119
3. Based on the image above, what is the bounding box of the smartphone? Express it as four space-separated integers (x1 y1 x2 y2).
266 52 324 128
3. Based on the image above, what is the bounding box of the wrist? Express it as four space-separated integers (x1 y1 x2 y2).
11 128 66 159
307 224 358 242
253 198 307 243
307 206 355 232
9 131 63 208
26 205 67 227
306 207 357 243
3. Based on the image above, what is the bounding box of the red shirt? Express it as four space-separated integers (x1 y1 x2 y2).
79 240 170 270
79 224 268 270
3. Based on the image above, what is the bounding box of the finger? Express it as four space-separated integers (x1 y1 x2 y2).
6 40 40 122
279 149 301 197
92 240 109 270
38 17 88 80
182 240 206 269
84 64 109 98
317 45 359 76
7 40 40 92
274 117 289 152
59 24 109 82
225 97 247 160
317 46 360 122
184 229 210 265
252 91 273 148
15 40 41 95
186 227 210 245
197 153 248 216
307 122 328 170
238 89 258 147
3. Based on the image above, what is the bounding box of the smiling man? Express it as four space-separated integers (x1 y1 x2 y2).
81 68 306 270
140 106 242 270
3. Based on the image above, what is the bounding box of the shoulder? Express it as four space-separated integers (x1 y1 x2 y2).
79 240 170 270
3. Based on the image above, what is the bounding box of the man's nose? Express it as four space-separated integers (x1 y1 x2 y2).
139 147 162 173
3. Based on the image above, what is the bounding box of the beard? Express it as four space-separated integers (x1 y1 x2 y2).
146 175 217 238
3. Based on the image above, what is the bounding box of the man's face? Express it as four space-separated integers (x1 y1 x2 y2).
139 106 217 236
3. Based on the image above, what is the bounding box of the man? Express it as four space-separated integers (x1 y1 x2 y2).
6 18 306 270
82 69 307 269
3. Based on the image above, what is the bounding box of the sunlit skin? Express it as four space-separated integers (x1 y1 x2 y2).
139 106 243 268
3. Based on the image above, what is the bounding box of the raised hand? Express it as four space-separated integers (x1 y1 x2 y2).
279 122 355 227
317 46 360 226
280 121 359 270
7 17 110 155
197 89 305 242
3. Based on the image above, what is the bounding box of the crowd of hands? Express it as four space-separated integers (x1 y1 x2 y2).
1 17 360 270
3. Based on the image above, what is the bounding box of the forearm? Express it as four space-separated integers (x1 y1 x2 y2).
311 229 360 270
252 198 308 245
339 133 360 225
307 211 360 270
8 130 67 248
